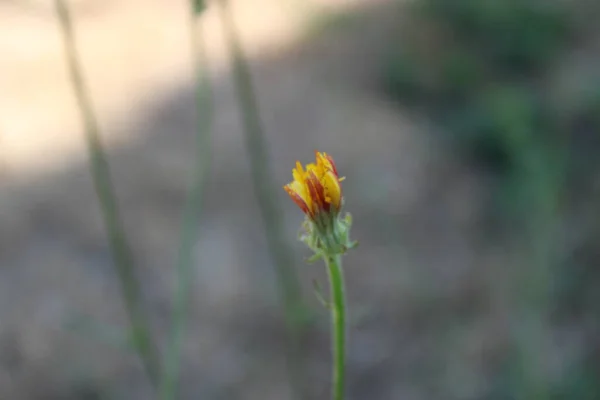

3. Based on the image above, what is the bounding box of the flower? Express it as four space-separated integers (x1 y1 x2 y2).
284 151 355 258
284 151 344 219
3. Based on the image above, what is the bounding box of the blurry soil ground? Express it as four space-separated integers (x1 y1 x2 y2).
0 0 576 399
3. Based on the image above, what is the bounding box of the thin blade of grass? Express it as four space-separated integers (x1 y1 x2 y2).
158 3 213 400
53 0 160 387
216 1 311 398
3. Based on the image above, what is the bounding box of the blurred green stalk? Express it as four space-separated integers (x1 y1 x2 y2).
53 0 160 386
216 0 310 398
159 1 212 399
325 254 346 400
507 130 565 400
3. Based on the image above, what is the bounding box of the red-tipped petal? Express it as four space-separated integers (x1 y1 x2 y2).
284 185 313 217
323 153 339 178
307 170 329 212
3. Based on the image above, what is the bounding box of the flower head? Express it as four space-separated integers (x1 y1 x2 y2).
284 151 344 219
284 151 355 258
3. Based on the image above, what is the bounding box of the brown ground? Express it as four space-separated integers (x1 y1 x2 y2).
1 1 510 399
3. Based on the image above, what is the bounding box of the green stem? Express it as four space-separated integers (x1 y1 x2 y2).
216 0 309 398
159 4 213 399
215 0 304 318
325 254 346 400
53 0 160 386
510 139 560 400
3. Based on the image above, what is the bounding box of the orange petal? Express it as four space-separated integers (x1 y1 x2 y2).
307 170 329 213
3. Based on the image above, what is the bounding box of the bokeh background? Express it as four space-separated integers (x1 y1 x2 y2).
1 0 600 398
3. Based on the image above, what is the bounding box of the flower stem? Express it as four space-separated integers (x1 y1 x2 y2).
215 0 305 321
159 2 212 399
325 254 346 400
216 1 309 398
53 0 160 386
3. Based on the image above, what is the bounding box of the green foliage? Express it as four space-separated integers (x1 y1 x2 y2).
382 51 422 103
551 361 600 400
447 86 551 172
381 0 576 174
417 0 571 72
380 1 600 397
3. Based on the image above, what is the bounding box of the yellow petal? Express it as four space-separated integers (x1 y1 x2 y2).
322 170 342 210
291 180 310 206
284 183 312 216
292 161 304 183
286 151 344 218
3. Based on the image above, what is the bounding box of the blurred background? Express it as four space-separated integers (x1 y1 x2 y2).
1 0 600 398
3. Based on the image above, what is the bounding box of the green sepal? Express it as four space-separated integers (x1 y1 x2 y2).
299 211 356 262
306 252 324 264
